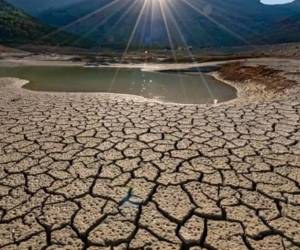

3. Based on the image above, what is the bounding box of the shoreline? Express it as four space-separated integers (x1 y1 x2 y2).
0 57 299 107
0 58 237 106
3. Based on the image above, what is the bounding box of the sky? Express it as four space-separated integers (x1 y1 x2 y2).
261 0 295 4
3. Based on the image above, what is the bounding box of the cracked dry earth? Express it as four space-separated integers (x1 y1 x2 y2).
0 78 300 250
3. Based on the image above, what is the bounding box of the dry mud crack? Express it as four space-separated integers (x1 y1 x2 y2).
0 73 300 250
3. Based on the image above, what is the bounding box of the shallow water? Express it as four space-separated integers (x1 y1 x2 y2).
0 66 236 104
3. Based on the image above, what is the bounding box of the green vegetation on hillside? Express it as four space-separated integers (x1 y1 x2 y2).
0 0 91 47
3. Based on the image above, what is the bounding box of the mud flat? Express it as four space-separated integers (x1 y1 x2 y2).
0 58 299 249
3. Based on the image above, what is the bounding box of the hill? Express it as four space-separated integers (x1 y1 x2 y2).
3 0 84 15
4 0 300 49
256 14 300 44
0 0 90 46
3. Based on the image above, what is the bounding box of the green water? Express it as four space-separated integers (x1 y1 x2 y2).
0 66 237 104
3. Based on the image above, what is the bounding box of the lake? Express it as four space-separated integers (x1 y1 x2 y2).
0 66 237 104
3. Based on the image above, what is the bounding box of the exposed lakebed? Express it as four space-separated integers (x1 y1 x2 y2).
0 66 236 104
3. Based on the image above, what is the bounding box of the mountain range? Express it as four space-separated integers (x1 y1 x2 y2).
2 0 300 49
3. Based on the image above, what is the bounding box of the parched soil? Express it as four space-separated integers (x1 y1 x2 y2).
219 62 296 92
0 58 299 249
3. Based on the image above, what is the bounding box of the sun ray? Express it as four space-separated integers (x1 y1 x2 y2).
124 0 149 55
194 0 269 42
180 0 252 46
158 0 176 53
92 0 140 51
70 3 128 47
164 0 216 101
38 0 122 43
158 0 189 102
138 1 153 48
108 0 149 92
